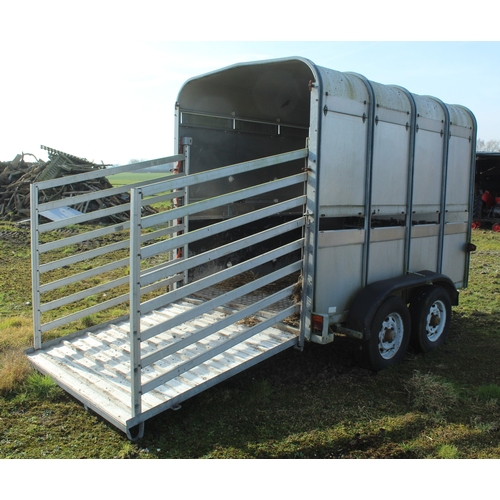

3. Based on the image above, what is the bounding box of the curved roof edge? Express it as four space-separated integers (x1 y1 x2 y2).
176 56 321 102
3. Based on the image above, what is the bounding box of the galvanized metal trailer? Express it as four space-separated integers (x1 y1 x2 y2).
27 57 477 439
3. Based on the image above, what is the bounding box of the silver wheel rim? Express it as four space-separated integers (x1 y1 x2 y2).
378 312 404 360
425 299 446 342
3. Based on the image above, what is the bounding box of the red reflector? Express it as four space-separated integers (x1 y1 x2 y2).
311 314 324 331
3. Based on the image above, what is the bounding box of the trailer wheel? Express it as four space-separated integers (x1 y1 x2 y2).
363 296 410 371
409 286 451 353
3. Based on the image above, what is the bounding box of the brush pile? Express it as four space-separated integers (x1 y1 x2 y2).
0 146 154 222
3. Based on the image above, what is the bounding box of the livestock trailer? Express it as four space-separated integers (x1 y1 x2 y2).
27 57 477 439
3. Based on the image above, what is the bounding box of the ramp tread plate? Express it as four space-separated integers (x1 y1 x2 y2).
27 294 298 429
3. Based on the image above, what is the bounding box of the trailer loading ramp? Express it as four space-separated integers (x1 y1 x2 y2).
27 290 299 439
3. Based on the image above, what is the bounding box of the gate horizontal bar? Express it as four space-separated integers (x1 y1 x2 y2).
40 239 129 274
40 293 130 333
141 192 306 260
139 274 184 296
141 190 183 207
142 283 298 368
38 174 178 212
40 258 129 293
141 172 307 231
141 217 305 287
141 196 304 261
140 239 304 316
40 275 130 313
39 203 131 233
39 222 131 254
141 260 302 342
139 149 308 198
141 301 299 394
33 154 184 191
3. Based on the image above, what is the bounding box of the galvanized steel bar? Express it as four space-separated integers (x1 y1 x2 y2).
464 110 478 288
40 293 129 333
140 239 304 316
38 203 131 233
39 222 131 254
38 175 172 212
140 190 183 208
141 301 299 394
40 275 130 313
180 109 308 131
39 258 129 293
30 183 42 350
142 285 298 369
139 275 183 296
141 171 306 231
129 186 143 419
435 98 451 274
395 86 417 274
141 195 305 260
349 73 376 287
139 225 183 247
140 217 305 287
39 239 129 274
139 149 308 198
141 260 302 342
33 154 184 191
181 138 192 285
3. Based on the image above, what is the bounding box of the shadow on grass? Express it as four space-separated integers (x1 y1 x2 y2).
130 309 500 458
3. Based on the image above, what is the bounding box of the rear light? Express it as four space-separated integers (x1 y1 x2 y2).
311 314 324 331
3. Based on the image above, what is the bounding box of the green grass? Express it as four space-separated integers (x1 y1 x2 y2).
436 443 460 459
25 372 63 401
1 226 500 458
109 171 171 187
477 383 500 402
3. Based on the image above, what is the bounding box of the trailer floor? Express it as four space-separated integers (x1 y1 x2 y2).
27 291 299 436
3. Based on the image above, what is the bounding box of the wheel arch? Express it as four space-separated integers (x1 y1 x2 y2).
346 270 458 341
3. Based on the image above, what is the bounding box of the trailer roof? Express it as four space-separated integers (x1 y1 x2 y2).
177 57 318 128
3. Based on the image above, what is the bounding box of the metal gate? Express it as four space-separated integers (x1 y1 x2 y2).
28 144 310 438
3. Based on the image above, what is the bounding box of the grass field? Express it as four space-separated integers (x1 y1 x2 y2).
108 171 172 187
1 225 500 460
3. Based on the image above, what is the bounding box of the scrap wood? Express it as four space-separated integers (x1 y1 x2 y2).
0 146 157 222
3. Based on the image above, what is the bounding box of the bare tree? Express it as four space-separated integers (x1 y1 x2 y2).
477 139 500 152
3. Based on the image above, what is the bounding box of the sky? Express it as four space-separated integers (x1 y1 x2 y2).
1 4 499 166
2 2 499 486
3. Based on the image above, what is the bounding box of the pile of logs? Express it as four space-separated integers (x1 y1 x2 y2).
0 146 155 223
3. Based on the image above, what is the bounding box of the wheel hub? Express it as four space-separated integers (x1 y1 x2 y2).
378 313 404 359
426 301 446 341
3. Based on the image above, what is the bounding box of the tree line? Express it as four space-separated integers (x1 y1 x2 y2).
477 139 500 152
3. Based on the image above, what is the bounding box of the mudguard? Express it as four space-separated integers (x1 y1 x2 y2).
346 270 459 340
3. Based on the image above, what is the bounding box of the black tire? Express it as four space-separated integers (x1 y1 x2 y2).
363 296 411 371
473 191 484 220
409 286 451 353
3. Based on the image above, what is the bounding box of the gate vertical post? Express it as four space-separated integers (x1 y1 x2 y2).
129 186 143 418
30 183 42 350
181 137 192 286
299 141 314 347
